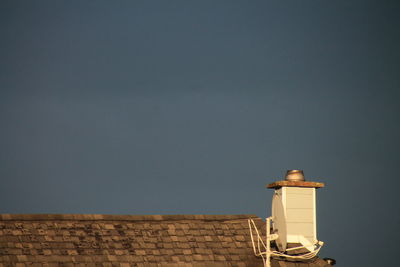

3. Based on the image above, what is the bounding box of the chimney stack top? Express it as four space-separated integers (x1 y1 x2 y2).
266 170 325 189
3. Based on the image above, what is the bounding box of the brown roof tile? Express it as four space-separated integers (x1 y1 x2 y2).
0 214 331 267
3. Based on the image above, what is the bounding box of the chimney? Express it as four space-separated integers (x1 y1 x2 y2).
248 170 328 267
267 170 324 252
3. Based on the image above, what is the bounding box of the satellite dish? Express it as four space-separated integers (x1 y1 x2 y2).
298 235 315 252
272 191 287 252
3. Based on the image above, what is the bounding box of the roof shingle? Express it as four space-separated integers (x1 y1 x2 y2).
0 214 331 267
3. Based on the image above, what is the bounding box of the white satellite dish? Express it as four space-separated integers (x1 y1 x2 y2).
298 235 315 252
272 191 287 252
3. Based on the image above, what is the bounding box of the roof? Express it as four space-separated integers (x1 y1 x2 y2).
0 214 331 267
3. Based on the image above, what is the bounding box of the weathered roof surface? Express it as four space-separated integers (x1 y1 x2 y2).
0 214 331 267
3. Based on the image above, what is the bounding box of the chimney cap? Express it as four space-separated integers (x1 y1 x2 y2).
285 170 305 182
266 180 325 189
266 170 325 189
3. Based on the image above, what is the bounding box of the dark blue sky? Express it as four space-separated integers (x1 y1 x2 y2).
1 1 399 266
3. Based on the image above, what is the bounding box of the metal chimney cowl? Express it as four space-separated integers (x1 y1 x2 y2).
285 170 305 182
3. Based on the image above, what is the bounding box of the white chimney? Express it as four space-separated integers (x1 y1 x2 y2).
248 170 327 267
267 170 325 252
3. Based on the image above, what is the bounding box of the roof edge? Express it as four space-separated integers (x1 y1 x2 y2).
0 214 260 221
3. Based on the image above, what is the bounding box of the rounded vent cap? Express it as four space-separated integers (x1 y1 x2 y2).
285 170 305 181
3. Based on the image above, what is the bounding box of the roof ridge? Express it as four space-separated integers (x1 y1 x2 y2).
0 213 260 221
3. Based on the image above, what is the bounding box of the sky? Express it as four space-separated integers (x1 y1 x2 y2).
1 1 400 266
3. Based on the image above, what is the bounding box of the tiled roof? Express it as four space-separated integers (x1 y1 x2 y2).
0 214 331 267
